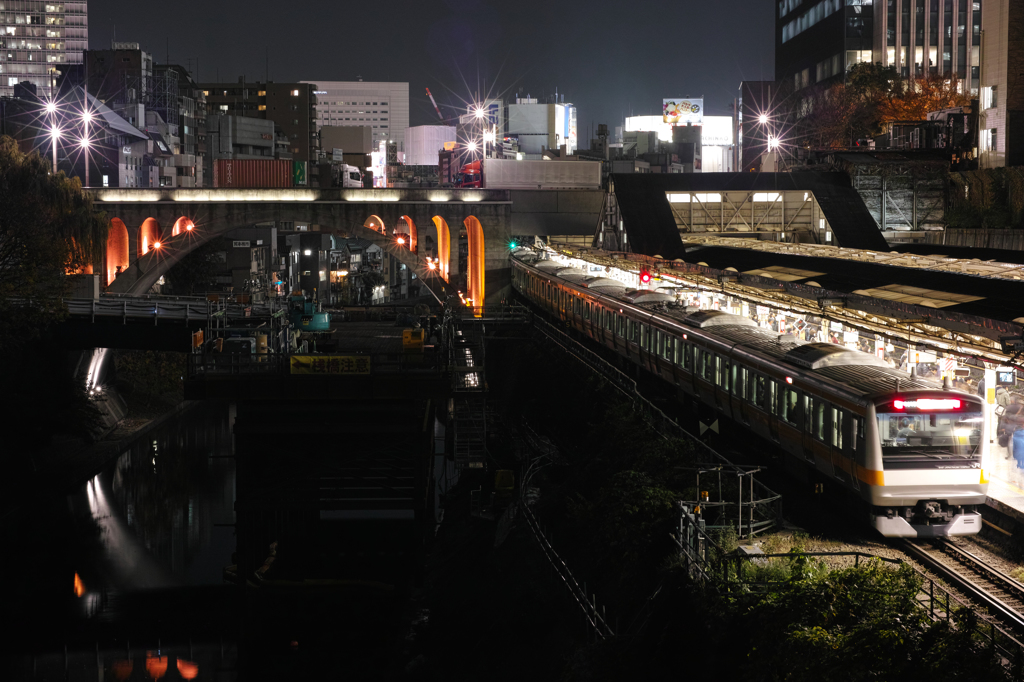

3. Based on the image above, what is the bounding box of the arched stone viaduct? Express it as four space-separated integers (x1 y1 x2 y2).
89 187 604 304
92 188 517 303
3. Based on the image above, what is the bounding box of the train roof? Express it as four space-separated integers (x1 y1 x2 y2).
514 254 972 401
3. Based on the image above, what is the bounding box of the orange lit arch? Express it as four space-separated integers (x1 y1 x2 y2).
363 215 386 234
138 218 162 256
171 217 195 236
106 218 129 285
431 216 451 282
464 216 485 311
398 215 418 252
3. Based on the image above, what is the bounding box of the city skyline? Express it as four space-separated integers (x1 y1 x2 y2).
85 0 775 133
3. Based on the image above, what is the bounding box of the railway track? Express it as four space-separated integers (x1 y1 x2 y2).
900 538 1024 633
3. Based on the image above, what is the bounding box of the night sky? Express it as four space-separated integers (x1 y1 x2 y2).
87 0 774 136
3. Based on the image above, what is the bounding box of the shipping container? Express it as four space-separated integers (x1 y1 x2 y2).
457 158 601 189
213 159 293 189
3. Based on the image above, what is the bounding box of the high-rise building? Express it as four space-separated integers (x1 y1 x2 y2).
1 1 88 99
776 0 981 96
978 0 1024 167
776 0 873 93
873 0 981 93
201 80 318 164
300 80 409 153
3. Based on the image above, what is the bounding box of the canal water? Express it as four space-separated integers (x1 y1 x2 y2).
4 402 240 681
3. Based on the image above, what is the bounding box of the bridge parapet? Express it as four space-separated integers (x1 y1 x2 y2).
88 187 512 204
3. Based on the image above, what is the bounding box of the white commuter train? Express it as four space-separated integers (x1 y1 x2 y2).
512 251 988 537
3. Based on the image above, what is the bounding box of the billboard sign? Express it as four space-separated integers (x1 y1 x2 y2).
663 98 703 125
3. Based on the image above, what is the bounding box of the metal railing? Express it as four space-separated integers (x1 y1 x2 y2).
532 314 782 537
674 505 1024 663
186 350 445 378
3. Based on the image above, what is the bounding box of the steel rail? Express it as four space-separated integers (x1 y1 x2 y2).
900 538 1024 635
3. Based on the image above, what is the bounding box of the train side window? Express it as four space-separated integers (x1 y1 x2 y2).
640 326 648 350
584 303 591 320
605 311 613 331
653 329 661 353
731 365 740 394
716 358 726 387
812 399 826 440
664 336 674 360
704 353 715 382
782 388 802 424
755 375 766 409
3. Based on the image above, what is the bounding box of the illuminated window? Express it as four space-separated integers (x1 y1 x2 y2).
752 192 780 202
258 105 266 111
667 193 690 203
291 89 299 96
258 90 266 96
693 193 722 203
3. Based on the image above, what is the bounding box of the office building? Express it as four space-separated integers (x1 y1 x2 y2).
0 1 87 99
873 0 981 93
777 0 981 96
737 81 775 172
405 125 456 165
978 0 1024 167
201 80 319 163
776 0 873 93
507 96 578 157
301 80 409 152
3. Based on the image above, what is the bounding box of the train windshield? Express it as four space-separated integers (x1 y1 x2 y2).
876 404 983 469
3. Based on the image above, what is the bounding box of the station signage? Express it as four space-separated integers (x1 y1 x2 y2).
290 355 371 375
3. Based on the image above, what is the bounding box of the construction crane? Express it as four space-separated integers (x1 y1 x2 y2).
425 88 445 123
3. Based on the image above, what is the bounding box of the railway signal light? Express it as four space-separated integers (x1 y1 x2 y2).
639 269 651 285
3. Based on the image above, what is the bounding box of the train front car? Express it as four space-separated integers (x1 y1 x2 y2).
865 391 988 537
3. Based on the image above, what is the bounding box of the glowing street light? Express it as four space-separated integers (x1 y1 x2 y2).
396 236 406 246
45 101 57 114
758 113 768 125
466 140 478 152
152 241 162 249
767 136 780 151
474 107 485 119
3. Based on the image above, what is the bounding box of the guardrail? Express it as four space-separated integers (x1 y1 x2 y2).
63 296 292 325
186 350 445 378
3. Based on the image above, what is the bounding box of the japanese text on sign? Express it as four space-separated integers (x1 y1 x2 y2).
289 355 371 375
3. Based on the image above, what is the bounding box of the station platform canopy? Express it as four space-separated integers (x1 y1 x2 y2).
553 236 1024 367
602 172 891 257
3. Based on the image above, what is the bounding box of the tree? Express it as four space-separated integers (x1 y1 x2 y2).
0 135 106 448
361 270 387 303
0 135 106 350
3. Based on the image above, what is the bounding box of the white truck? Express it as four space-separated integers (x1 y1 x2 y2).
340 164 363 188
457 158 601 190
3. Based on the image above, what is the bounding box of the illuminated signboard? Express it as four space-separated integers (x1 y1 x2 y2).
892 398 963 410
663 98 703 125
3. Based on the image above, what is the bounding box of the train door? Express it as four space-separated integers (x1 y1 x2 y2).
715 356 729 413
730 364 745 423
807 397 834 477
829 407 854 486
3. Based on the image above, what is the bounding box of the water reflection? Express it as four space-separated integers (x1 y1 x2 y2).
22 644 231 682
69 405 236 598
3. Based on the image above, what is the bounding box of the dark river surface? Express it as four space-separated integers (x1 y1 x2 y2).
5 402 241 681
